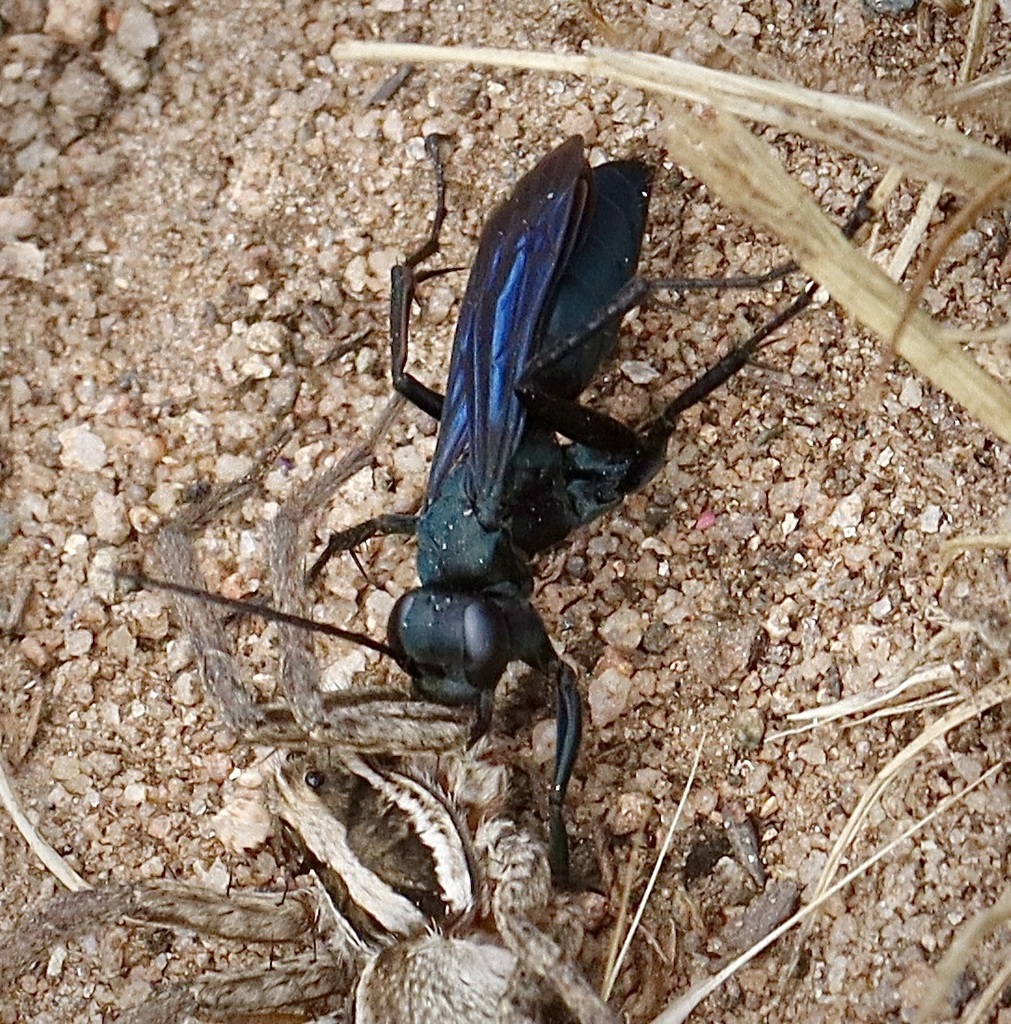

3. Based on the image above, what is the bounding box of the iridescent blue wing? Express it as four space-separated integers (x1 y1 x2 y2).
426 137 590 523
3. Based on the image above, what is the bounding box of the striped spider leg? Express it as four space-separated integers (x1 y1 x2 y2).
2 403 617 1023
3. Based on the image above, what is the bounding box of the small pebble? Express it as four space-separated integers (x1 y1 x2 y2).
0 241 45 281
139 855 166 878
796 741 827 767
106 623 137 660
122 782 147 805
899 377 923 409
828 492 864 533
50 59 112 118
92 490 129 543
0 197 37 240
609 792 653 835
712 0 743 35
8 375 31 405
238 354 273 380
46 945 68 978
381 108 405 143
128 504 159 534
736 10 761 34
215 453 253 483
172 672 199 707
20 635 50 669
764 598 796 642
165 638 193 673
59 424 108 471
147 483 177 515
50 755 83 782
321 649 368 691
196 859 232 892
15 138 58 174
115 2 159 56
63 628 93 657
50 756 90 794
244 320 284 353
919 504 942 534
621 359 660 385
733 708 766 750
367 247 398 282
599 607 646 651
136 434 167 463
147 815 172 840
344 254 368 292
128 593 169 639
1 0 46 32
588 667 631 728
97 39 150 92
44 0 102 45
63 532 89 560
211 795 273 853
365 588 395 633
530 719 556 765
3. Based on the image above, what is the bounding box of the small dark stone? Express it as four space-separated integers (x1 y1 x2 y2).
861 1 919 19
642 619 672 655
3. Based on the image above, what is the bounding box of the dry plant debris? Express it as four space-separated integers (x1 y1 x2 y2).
2 1 1011 1022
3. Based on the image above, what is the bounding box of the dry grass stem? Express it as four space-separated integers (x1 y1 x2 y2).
960 956 1011 1024
601 842 644 1003
785 663 957 722
938 68 1011 132
790 672 1011 983
892 169 1011 350
0 756 89 894
331 41 1011 190
886 181 943 283
959 0 998 85
940 533 1011 565
649 763 1003 1024
332 41 1011 445
601 731 707 1000
918 887 1011 1021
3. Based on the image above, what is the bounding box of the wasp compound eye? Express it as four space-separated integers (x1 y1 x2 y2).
462 601 510 692
386 591 415 667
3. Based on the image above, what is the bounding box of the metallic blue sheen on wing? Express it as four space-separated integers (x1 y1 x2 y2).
426 138 590 525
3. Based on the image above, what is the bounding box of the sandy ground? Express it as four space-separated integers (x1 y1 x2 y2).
2 1 1011 1022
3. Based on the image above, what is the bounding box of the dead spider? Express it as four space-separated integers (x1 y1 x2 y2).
0 417 617 1024
3 744 614 1023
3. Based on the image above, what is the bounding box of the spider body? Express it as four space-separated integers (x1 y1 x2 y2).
1 426 616 1024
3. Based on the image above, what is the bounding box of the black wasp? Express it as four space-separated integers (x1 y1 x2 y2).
143 135 862 881
307 135 855 880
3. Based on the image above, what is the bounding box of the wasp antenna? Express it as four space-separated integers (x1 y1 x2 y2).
121 571 397 660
